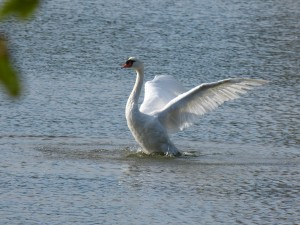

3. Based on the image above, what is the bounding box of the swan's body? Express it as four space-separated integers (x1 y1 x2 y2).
122 57 267 156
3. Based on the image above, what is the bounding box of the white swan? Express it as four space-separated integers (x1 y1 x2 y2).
122 57 267 156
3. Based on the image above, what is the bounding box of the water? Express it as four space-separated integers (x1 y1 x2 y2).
0 0 299 224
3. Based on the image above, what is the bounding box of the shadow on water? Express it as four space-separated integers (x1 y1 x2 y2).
36 144 200 162
34 136 300 168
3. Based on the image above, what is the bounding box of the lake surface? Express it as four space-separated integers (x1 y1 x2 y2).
0 0 299 224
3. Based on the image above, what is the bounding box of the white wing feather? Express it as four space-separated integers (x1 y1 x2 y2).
140 75 186 115
157 78 268 133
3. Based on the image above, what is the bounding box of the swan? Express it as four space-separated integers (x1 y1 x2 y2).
122 57 267 156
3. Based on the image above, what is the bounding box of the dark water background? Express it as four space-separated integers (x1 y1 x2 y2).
0 0 299 224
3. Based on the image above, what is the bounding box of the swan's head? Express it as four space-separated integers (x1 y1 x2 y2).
122 57 144 70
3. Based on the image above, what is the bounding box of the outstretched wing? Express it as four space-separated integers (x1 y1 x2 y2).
140 75 186 115
157 78 268 133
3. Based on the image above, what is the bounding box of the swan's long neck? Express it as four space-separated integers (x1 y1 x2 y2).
126 67 144 115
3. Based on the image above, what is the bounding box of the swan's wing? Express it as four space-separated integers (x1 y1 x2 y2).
157 78 268 133
140 75 186 115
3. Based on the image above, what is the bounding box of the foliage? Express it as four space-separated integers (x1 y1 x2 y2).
0 0 40 97
0 36 20 96
0 0 39 20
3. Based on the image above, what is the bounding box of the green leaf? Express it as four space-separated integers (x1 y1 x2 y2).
0 0 40 20
0 37 21 97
